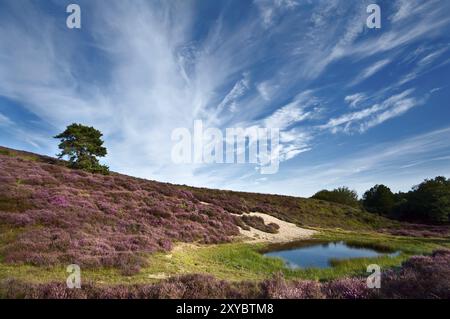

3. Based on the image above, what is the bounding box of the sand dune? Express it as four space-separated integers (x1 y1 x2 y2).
237 212 317 243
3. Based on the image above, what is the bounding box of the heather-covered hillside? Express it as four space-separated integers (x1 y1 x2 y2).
0 146 393 274
0 147 239 274
2 146 450 300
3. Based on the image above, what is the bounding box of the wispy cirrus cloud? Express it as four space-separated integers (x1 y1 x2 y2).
247 126 450 196
344 93 367 108
418 47 449 67
390 0 440 23
262 91 320 129
256 81 279 101
0 112 13 126
321 89 419 134
398 46 449 85
350 59 391 86
254 0 299 27
211 74 251 121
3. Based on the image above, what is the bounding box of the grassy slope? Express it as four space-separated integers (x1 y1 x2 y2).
181 186 398 231
1 146 449 286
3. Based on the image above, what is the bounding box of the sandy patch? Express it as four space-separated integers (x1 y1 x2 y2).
147 273 168 279
236 212 317 243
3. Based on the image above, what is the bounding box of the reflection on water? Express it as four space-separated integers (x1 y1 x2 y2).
263 241 400 269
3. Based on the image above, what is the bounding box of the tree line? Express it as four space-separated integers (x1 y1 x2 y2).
312 177 450 224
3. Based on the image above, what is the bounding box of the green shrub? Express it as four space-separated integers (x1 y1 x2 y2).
312 187 359 208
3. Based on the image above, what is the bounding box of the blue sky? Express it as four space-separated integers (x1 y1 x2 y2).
1 0 450 197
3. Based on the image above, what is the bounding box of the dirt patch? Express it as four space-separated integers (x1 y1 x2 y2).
237 212 317 243
147 273 169 280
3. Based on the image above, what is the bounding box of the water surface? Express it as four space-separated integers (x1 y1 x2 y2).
263 241 399 269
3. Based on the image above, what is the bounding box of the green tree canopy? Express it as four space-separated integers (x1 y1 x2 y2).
406 176 450 223
362 184 395 215
312 187 359 207
54 123 109 174
362 177 450 223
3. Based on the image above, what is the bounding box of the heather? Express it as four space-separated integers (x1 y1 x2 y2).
0 146 398 275
0 149 246 273
373 249 450 298
380 223 450 238
2 251 449 299
2 146 450 299
241 215 280 234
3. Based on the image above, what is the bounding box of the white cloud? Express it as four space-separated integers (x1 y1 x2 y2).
358 96 418 132
418 47 448 66
430 87 442 94
249 126 450 196
390 0 439 23
213 74 251 118
344 93 367 108
256 81 278 101
351 59 391 85
254 0 299 27
322 89 419 133
279 129 312 161
257 91 318 162
0 113 13 126
263 91 318 129
398 72 418 86
397 46 449 86
0 2 202 184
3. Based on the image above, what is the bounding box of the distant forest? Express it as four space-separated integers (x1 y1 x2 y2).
312 176 450 223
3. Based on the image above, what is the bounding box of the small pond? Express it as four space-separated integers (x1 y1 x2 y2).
263 241 400 269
